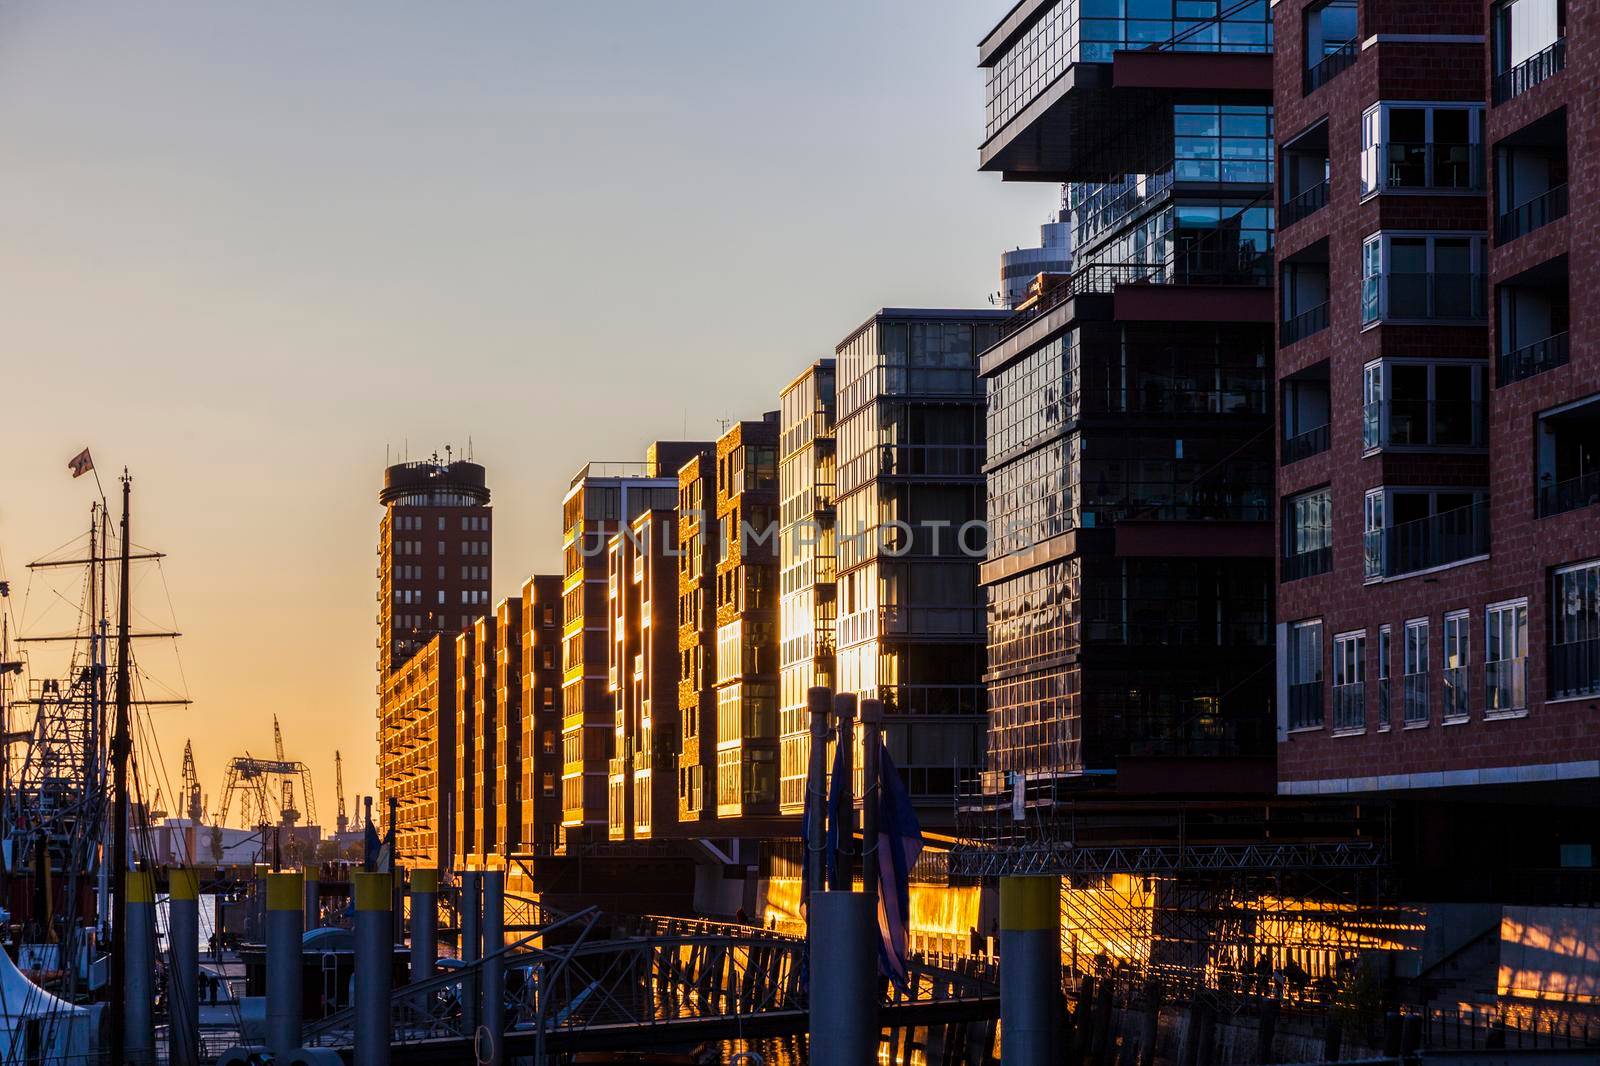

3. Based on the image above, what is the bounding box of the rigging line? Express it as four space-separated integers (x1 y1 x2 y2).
154 558 194 706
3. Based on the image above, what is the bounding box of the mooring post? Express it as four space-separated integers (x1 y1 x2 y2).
481 869 506 1066
409 868 438 981
125 869 157 1066
168 867 202 1066
304 868 321 930
461 870 482 1035
354 872 392 1066
266 871 305 1060
809 890 878 1064
805 688 831 896
999 875 1059 1066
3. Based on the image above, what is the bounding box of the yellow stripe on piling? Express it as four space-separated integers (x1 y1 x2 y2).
354 872 392 912
169 867 200 901
265 872 304 911
999 876 1059 932
126 870 156 904
411 869 438 894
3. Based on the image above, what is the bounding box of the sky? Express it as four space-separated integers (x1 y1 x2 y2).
0 1 1054 820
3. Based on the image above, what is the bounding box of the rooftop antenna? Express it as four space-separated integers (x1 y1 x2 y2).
718 417 732 435
445 444 453 464
467 436 473 462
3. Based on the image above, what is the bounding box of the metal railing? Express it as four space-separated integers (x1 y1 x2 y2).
1282 422 1330 464
1365 499 1489 579
1362 399 1486 449
1282 179 1328 225
1403 673 1429 724
1550 637 1600 700
1442 665 1470 720
1497 182 1568 243
1281 300 1330 345
1282 545 1332 582
1287 680 1323 729
1494 37 1566 104
1538 468 1600 518
1377 676 1391 727
1498 330 1569 385
1305 39 1357 93
1370 142 1483 192
1368 272 1487 322
1332 682 1365 730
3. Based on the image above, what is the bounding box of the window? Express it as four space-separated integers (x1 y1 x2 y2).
1360 103 1483 196
1443 611 1471 720
1362 233 1487 324
1485 600 1528 713
1363 487 1489 580
1377 625 1393 727
1404 619 1431 724
1332 631 1366 731
1288 620 1324 729
1551 560 1600 699
1283 488 1332 581
1362 359 1488 451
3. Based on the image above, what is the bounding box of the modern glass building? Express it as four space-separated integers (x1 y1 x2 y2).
778 360 838 814
833 309 1008 822
977 0 1277 790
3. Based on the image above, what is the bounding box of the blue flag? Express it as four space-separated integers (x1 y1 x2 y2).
824 728 850 890
875 745 922 991
363 813 381 872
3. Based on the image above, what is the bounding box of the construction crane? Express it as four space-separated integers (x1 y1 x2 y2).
181 740 203 823
335 750 348 835
273 715 300 826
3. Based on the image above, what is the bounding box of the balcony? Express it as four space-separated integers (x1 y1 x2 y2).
1550 637 1600 700
1499 331 1569 385
1536 395 1600 518
1539 471 1600 519
1494 38 1565 105
1281 302 1330 346
1282 546 1332 582
1365 499 1490 579
1498 184 1568 244
1282 180 1328 227
1367 143 1483 194
1283 423 1330 465
1304 39 1356 94
1332 682 1365 731
1281 241 1330 345
1287 681 1323 730
1366 273 1487 324
1362 400 1487 451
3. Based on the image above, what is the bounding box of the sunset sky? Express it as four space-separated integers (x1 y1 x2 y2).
0 1 1050 814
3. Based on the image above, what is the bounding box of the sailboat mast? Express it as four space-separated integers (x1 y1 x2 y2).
109 473 132 1066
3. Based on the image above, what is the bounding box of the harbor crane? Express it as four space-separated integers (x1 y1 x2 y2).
214 717 318 829
334 749 348 835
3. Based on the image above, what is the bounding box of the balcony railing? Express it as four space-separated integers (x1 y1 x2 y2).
1368 272 1487 323
1370 142 1483 193
1443 665 1470 720
1283 423 1330 465
1494 38 1566 105
1332 682 1365 731
1282 545 1332 582
1538 469 1600 519
1287 680 1323 730
1403 673 1430 724
1484 657 1527 713
1362 399 1487 450
1497 183 1568 244
1305 40 1357 93
1498 331 1570 386
1281 301 1330 345
1282 179 1329 225
1377 676 1392 727
1365 499 1489 579
1550 637 1600 700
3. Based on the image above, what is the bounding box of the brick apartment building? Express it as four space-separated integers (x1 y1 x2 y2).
1274 0 1597 881
376 456 492 872
519 574 564 854
675 448 719 824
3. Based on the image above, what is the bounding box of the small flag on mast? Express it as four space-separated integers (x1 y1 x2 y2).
67 449 94 479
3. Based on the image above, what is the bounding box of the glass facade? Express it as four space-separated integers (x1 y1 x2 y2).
834 311 1006 819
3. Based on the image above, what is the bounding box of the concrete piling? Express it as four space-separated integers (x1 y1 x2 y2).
125 870 157 1066
998 876 1059 1066
808 890 878 1065
481 869 505 1066
353 872 392 1066
461 870 482 1035
409 868 438 982
266 871 305 1060
168 868 202 1066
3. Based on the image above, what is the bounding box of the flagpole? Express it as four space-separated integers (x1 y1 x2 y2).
109 471 132 1066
